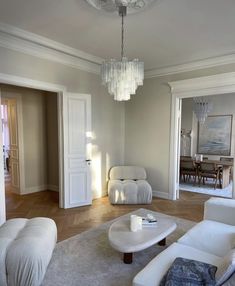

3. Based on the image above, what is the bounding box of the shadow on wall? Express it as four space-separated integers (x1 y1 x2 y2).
146 167 162 192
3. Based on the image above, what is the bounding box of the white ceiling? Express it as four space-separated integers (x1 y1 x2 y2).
0 0 235 70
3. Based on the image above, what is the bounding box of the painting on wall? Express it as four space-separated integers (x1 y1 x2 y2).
198 115 232 155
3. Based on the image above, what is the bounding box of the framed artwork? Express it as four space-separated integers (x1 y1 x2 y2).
197 115 232 155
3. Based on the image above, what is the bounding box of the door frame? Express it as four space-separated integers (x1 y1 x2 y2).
168 72 235 200
0 73 67 224
1 94 25 194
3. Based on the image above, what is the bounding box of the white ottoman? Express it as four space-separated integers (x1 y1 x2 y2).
108 166 152 204
0 217 57 286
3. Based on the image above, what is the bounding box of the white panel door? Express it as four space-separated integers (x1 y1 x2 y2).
63 93 92 208
0 92 6 224
7 98 20 193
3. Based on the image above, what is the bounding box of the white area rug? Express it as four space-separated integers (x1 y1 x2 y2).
180 179 233 198
42 209 195 286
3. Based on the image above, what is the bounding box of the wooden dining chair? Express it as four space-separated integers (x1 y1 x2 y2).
198 162 221 189
180 160 197 185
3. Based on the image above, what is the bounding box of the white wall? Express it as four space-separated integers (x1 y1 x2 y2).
0 46 125 199
182 94 235 160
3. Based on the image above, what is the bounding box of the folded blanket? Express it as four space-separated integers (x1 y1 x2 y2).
160 257 217 286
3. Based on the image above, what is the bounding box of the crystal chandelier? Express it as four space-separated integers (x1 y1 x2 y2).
101 4 144 101
193 97 213 124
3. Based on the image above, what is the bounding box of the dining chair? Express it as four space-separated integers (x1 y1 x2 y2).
198 162 221 189
180 160 197 185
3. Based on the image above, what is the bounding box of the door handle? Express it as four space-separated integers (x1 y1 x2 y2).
85 159 92 162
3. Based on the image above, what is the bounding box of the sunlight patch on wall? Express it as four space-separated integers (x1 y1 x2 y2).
91 145 102 199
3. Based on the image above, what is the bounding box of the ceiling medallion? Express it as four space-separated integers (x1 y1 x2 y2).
85 0 157 14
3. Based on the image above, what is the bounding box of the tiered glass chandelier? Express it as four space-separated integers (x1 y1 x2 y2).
101 4 144 101
193 97 213 124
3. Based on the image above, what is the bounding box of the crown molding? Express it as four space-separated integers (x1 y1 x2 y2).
1 22 235 78
145 53 235 78
0 22 102 74
168 71 235 97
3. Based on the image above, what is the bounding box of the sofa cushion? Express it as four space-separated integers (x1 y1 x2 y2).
133 242 222 286
0 219 28 286
109 166 147 180
108 180 152 204
223 272 235 286
204 198 235 226
216 249 235 285
177 220 235 257
3 217 57 286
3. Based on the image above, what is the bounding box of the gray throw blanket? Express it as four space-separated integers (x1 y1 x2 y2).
160 257 217 286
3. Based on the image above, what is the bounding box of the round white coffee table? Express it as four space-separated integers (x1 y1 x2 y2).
108 216 177 264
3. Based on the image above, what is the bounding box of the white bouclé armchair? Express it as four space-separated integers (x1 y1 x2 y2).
108 166 152 204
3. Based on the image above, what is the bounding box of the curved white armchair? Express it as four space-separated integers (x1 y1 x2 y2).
108 166 152 204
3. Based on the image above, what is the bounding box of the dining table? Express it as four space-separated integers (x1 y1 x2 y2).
180 158 233 189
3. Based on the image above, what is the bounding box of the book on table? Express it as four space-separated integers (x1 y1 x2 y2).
142 217 157 226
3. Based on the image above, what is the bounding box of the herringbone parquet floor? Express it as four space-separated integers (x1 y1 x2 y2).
5 177 211 241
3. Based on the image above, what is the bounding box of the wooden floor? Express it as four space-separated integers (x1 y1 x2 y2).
5 173 211 241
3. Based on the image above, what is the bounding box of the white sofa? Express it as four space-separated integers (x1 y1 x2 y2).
133 197 235 286
0 217 57 286
108 166 152 204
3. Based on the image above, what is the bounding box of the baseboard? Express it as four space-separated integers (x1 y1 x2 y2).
152 190 169 199
22 184 59 194
47 185 59 192
22 185 48 195
92 190 108 200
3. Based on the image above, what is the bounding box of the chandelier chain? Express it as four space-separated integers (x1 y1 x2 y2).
121 11 124 59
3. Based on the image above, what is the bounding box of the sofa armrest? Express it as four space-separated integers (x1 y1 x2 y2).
204 197 235 225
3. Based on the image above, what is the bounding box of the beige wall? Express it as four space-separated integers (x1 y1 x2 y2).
181 98 193 132
45 92 59 190
0 46 125 197
125 64 235 196
22 88 47 190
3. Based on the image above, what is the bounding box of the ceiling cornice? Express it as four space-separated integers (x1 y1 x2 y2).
168 71 235 97
144 54 235 78
0 22 102 74
0 22 235 78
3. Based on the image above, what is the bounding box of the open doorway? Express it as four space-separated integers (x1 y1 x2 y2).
1 101 11 193
0 84 60 205
179 95 234 199
0 72 93 225
168 72 235 201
